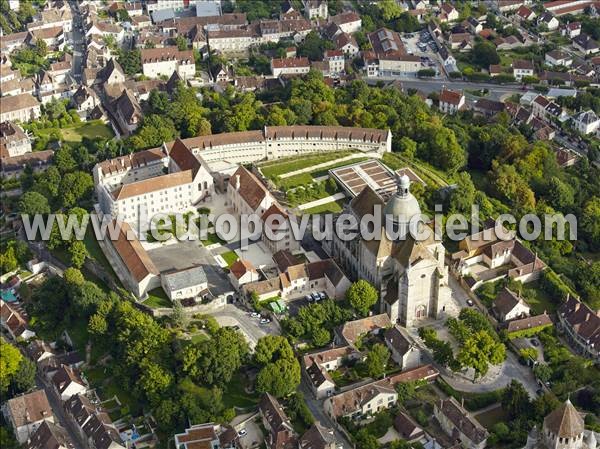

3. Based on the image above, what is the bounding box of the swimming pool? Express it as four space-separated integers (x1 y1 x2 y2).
1 290 18 302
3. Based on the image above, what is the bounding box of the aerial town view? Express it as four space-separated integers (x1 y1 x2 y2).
0 1 599 449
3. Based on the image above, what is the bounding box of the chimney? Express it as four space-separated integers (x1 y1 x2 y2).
235 174 240 191
461 397 464 408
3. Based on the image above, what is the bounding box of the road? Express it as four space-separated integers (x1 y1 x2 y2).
211 304 280 349
68 1 85 79
36 374 85 449
299 378 353 449
367 77 527 101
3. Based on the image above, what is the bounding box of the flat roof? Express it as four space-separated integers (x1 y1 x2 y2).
329 159 397 198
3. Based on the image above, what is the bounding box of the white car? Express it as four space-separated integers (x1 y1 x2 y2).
238 429 247 437
260 318 271 324
250 312 260 318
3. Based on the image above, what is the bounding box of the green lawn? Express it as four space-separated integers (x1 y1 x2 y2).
276 157 371 190
222 372 260 409
61 120 114 142
83 229 120 282
475 406 509 429
382 152 449 187
221 250 239 267
302 199 345 214
201 232 225 246
261 151 355 178
143 288 171 308
521 280 558 315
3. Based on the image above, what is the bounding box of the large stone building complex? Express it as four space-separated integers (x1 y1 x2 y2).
328 175 451 327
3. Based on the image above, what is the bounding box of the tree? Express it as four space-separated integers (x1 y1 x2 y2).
117 49 142 75
449 172 476 215
580 196 599 250
395 380 423 403
64 267 85 286
365 344 390 379
456 330 506 379
0 247 18 273
60 171 94 208
355 429 379 449
0 341 22 393
256 357 301 397
139 361 173 401
546 176 574 211
69 240 88 268
378 0 403 21
472 40 500 67
533 363 553 383
70 280 106 317
501 380 531 420
18 191 50 215
130 115 178 150
346 280 378 317
10 357 36 395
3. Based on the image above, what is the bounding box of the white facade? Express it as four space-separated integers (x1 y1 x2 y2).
0 94 41 123
572 110 600 134
142 58 195 79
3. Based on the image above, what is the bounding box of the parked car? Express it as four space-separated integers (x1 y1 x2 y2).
466 299 474 306
260 318 271 324
305 294 313 302
250 312 260 318
311 292 320 302
531 339 540 347
318 292 327 300
238 429 247 437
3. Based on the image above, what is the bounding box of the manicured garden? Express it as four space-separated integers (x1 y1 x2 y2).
61 120 114 142
143 288 171 309
260 151 355 178
221 250 239 267
302 199 345 214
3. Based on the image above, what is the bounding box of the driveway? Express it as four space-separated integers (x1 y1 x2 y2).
211 304 280 349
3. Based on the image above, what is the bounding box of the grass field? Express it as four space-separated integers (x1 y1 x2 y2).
382 152 449 187
143 288 171 308
277 157 372 190
260 151 355 178
222 372 260 409
520 280 558 315
221 250 239 267
201 232 225 246
61 120 114 142
302 199 345 214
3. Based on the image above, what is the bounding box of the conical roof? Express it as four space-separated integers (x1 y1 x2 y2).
543 399 584 438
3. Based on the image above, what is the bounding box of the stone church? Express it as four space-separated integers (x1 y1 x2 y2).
329 174 451 327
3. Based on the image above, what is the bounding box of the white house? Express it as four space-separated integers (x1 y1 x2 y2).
538 12 559 31
330 11 361 34
2 390 54 443
270 57 310 77
141 46 196 79
161 266 208 301
0 121 31 158
303 0 328 19
439 88 465 113
0 93 41 123
572 110 600 134
228 166 274 217
384 325 422 370
228 259 260 290
324 50 345 75
51 366 87 401
545 50 572 67
492 288 531 322
512 59 534 80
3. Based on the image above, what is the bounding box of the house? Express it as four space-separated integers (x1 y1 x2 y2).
449 33 473 51
259 394 297 449
0 93 41 123
439 46 456 66
228 166 274 217
2 390 54 443
160 266 208 301
506 313 552 334
512 59 534 80
494 0 525 13
438 88 465 114
51 366 87 401
492 288 531 322
24 420 74 449
70 85 100 116
112 89 142 135
27 340 56 363
434 397 488 449
465 17 482 34
324 50 345 75
516 5 536 21
0 121 31 159
571 110 600 135
554 147 579 168
334 32 359 57
0 300 36 341
574 34 600 55
302 346 361 398
324 365 439 420
303 0 328 19
367 28 422 76
489 64 503 77
545 50 572 67
1 149 54 179
335 314 392 347
229 260 260 290
63 395 125 449
298 422 337 449
562 21 582 38
538 12 559 31
384 325 421 369
174 424 223 449
557 295 600 360
260 203 300 254
141 47 195 79
330 11 361 34
271 57 310 77
472 98 505 117
439 3 459 22
394 411 425 442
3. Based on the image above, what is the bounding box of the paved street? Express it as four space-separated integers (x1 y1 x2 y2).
68 1 84 79
211 304 280 349
299 378 353 449
36 374 85 449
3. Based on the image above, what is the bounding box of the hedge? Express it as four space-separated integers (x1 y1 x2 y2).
435 378 503 411
508 323 553 340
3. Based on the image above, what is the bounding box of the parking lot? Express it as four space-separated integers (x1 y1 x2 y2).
212 304 280 349
402 31 442 75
